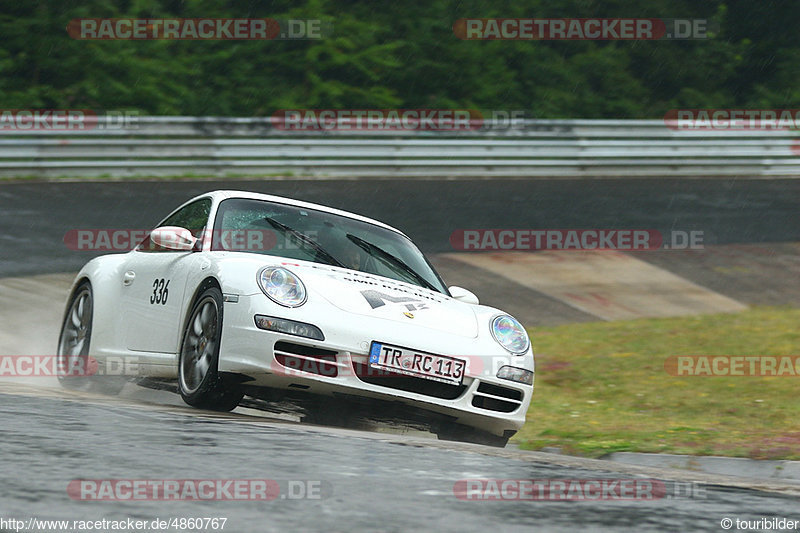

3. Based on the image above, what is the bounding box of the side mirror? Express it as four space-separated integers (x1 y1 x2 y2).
150 226 197 251
449 286 479 305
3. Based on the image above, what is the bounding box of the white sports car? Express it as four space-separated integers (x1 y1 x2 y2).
57 190 534 446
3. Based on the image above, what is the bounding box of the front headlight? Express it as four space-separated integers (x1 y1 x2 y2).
491 315 530 355
258 267 307 307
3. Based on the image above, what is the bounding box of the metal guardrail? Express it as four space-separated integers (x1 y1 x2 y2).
1 117 798 178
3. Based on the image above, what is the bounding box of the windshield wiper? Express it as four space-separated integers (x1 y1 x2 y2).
262 217 346 268
345 233 438 292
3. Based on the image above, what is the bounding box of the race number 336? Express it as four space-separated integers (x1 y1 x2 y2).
150 278 170 305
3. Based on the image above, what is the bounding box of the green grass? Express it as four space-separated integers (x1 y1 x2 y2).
515 306 800 459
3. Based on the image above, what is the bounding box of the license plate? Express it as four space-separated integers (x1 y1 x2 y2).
369 342 466 385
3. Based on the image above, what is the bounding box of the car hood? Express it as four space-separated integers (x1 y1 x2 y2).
296 264 479 338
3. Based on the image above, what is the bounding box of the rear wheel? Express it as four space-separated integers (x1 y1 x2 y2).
57 283 94 390
178 286 243 411
56 282 127 394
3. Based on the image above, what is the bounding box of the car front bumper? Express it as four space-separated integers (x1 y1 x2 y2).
218 294 534 437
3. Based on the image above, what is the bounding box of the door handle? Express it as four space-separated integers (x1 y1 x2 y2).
123 271 136 286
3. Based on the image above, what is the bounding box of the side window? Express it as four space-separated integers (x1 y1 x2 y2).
138 198 212 252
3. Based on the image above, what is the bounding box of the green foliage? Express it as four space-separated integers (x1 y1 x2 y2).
0 0 796 117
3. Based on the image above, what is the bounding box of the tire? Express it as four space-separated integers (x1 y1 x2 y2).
435 423 512 448
178 286 243 411
57 282 94 390
56 282 127 394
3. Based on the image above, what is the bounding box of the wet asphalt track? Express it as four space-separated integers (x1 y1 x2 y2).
2 388 799 533
1 178 799 531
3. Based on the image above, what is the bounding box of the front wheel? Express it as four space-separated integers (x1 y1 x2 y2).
178 286 243 411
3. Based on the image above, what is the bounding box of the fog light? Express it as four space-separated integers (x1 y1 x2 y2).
254 315 324 341
496 365 534 385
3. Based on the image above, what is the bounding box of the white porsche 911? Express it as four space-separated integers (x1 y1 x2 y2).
57 190 534 446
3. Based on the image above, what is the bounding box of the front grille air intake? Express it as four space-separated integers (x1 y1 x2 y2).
274 341 339 378
471 382 523 413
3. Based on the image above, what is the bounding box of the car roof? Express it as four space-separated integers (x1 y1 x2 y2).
200 190 409 238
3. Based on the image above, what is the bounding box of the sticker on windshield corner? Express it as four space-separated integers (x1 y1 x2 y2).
369 342 382 364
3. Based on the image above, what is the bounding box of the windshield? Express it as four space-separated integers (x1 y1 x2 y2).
212 198 449 294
